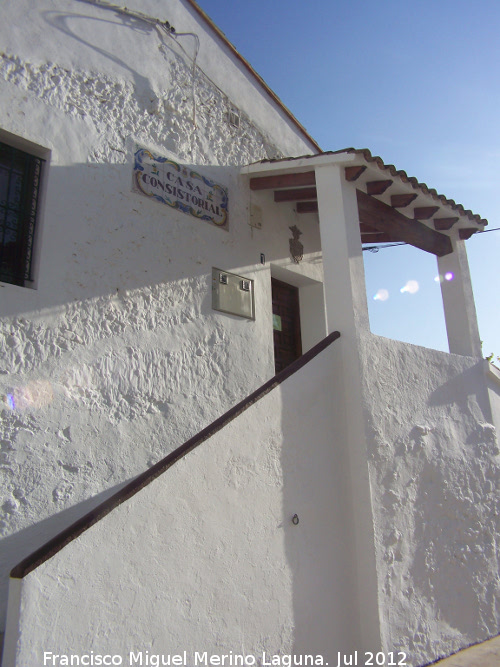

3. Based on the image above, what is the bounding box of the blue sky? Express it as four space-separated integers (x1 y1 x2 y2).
196 0 500 357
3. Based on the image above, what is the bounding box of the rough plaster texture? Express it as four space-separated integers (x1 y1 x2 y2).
485 363 500 440
1 0 313 164
0 0 319 637
0 50 282 168
2 2 500 664
360 334 500 666
5 343 360 667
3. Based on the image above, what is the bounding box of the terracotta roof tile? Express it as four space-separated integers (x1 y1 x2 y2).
257 148 488 227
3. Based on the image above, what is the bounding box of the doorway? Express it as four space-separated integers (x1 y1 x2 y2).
272 277 302 373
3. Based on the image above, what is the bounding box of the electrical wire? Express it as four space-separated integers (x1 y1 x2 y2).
362 242 406 253
362 226 499 252
476 226 500 234
166 29 200 129
76 0 198 123
76 0 171 30
75 1 234 121
75 0 242 161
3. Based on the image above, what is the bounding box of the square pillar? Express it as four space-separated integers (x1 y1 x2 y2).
315 162 381 653
437 238 482 357
314 164 370 336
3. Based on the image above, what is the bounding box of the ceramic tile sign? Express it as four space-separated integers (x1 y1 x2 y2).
133 147 228 229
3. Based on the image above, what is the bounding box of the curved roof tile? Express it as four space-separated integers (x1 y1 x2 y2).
258 148 488 226
339 148 487 226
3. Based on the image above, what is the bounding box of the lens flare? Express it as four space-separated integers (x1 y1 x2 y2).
373 289 389 302
400 280 419 294
5 381 53 411
435 273 455 284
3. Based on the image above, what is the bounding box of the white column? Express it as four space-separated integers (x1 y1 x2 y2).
314 165 369 336
437 237 482 357
315 163 381 653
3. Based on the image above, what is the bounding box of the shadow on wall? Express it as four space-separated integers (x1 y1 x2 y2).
4 162 229 316
360 336 500 663
0 478 133 639
428 361 491 412
0 159 321 641
1 161 320 317
42 7 158 105
1 337 359 663
279 344 361 658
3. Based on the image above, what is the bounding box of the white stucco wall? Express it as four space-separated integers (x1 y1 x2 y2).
1 0 315 165
360 334 500 665
4 340 361 667
3 4 498 664
485 362 500 440
0 0 320 638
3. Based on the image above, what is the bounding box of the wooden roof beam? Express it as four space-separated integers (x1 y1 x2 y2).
434 217 459 230
296 201 318 213
360 223 382 234
250 171 315 191
414 206 440 220
459 228 478 240
362 233 397 244
357 190 452 256
345 165 366 181
366 180 393 195
274 187 317 202
391 193 418 208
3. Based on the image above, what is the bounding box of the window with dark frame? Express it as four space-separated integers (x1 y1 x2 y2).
0 141 44 287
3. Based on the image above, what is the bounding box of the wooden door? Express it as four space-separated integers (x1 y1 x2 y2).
271 278 302 373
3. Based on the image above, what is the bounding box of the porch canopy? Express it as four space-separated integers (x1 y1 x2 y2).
241 150 490 649
244 148 487 256
242 149 488 358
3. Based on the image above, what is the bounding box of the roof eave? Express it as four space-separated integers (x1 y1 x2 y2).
243 149 488 228
183 0 321 153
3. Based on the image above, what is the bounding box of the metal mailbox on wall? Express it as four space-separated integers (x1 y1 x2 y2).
212 268 255 320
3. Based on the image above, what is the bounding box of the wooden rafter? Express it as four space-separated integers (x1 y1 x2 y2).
362 233 397 244
345 166 366 182
360 223 381 234
254 168 465 256
391 193 418 208
356 190 452 256
434 218 459 230
250 171 315 191
414 206 440 220
274 187 317 202
366 180 393 195
296 201 318 214
459 228 477 240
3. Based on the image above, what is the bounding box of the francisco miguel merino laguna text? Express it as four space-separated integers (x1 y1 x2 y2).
43 651 328 666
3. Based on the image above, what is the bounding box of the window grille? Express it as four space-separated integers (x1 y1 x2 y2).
0 141 44 287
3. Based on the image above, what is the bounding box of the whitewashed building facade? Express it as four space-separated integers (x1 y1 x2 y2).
1 2 499 666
